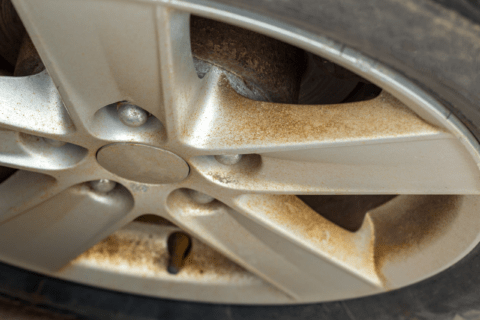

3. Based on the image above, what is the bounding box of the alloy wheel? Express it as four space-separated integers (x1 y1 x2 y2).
0 0 480 304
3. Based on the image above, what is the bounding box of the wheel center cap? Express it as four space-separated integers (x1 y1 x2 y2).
96 143 190 184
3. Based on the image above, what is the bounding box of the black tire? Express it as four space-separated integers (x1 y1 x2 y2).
2 0 480 319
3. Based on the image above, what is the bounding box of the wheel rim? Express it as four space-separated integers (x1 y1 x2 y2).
0 0 479 304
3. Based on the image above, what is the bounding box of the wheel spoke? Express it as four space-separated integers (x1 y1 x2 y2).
0 129 88 175
0 72 74 138
166 190 383 301
0 183 134 271
0 170 61 224
156 7 203 139
186 86 480 194
12 0 200 135
184 78 447 153
190 135 480 194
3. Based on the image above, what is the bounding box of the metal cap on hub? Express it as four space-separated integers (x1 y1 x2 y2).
97 143 189 184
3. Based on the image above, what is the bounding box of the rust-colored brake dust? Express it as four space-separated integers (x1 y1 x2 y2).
298 195 396 232
372 196 461 272
240 194 382 285
72 221 249 281
198 78 443 150
239 194 461 286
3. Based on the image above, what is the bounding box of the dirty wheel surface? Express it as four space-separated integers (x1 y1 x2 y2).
1 0 480 319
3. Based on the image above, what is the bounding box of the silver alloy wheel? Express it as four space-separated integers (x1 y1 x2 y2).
1 0 480 304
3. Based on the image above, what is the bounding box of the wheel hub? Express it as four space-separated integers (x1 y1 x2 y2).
96 143 190 184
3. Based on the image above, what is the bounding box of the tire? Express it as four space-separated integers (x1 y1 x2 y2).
2 0 480 319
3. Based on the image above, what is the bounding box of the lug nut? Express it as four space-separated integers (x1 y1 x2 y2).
189 190 215 204
118 102 148 127
90 179 116 193
43 138 66 147
215 154 242 165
